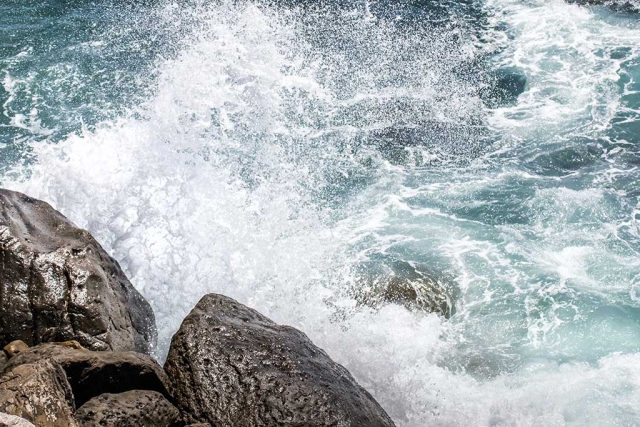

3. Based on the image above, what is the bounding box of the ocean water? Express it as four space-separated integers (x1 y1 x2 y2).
2 0 640 425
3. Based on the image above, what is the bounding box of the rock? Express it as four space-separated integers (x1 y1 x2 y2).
0 189 156 353
0 352 8 373
165 294 396 427
4 343 171 407
3 341 29 358
351 258 454 317
75 390 180 427
0 359 77 427
356 275 453 315
0 413 36 427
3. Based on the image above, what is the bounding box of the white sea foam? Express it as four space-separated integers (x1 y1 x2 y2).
487 0 640 144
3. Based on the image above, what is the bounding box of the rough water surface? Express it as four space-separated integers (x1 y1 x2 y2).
1 0 640 425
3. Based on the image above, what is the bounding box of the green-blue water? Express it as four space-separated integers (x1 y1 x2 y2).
2 0 640 425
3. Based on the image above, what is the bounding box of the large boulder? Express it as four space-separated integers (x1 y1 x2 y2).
74 390 180 427
0 189 156 353
165 294 396 427
3 343 171 407
0 359 77 427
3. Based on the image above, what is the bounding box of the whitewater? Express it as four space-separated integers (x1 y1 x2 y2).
2 0 640 425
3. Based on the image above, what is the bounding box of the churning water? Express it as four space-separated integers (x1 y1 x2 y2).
2 0 640 425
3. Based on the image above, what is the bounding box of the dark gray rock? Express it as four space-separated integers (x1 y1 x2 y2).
0 412 37 427
0 359 77 427
75 390 180 427
355 274 453 315
4 343 170 407
0 189 156 353
165 293 396 427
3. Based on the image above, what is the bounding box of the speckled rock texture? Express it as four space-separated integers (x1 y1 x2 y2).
0 359 77 427
3 343 171 407
0 189 156 353
0 412 37 427
165 293 396 427
74 390 180 427
0 352 7 373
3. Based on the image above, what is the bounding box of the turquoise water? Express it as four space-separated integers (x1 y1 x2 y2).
2 0 640 425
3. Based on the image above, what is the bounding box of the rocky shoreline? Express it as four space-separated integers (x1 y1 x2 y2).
0 189 396 427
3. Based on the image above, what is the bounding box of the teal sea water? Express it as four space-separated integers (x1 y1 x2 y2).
2 0 640 425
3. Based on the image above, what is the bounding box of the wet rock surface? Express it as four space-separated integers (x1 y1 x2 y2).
0 189 156 353
0 359 77 427
351 258 455 317
74 390 180 427
165 293 396 427
3 343 170 407
356 274 453 315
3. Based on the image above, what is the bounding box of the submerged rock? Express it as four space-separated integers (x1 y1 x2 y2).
355 275 453 316
75 390 180 427
351 259 455 317
3 343 171 407
0 359 77 427
0 189 156 353
165 293 396 427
